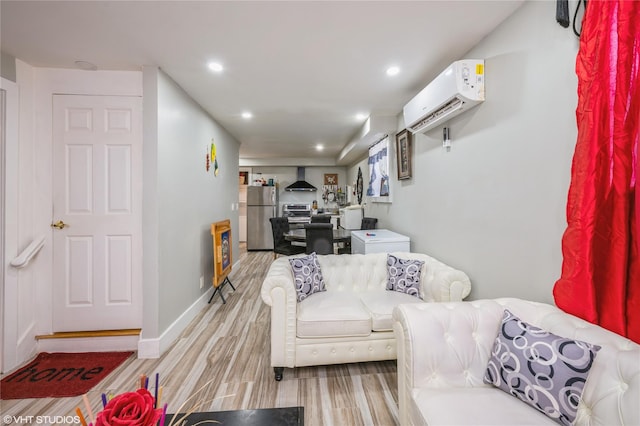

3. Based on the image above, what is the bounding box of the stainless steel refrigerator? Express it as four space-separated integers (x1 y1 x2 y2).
247 186 278 250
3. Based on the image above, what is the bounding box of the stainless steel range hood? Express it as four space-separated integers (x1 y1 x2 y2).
285 167 317 191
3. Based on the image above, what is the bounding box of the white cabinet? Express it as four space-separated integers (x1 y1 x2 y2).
239 185 248 203
239 215 247 242
239 185 247 242
350 229 410 254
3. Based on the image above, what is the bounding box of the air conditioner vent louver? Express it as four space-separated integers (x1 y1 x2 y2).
408 97 465 133
403 59 485 134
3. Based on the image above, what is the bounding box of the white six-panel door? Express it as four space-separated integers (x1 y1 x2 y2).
52 95 142 332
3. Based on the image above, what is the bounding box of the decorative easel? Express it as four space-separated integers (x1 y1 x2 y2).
209 219 236 304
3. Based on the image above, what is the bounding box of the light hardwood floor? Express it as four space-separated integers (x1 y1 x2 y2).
1 248 399 426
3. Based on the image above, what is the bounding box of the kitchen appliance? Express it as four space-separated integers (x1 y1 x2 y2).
339 205 363 230
350 229 410 254
285 167 317 191
282 203 312 228
247 186 278 250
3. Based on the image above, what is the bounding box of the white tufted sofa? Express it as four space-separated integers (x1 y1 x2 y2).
393 298 640 426
261 252 471 381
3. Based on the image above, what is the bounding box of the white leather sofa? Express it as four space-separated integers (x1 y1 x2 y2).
261 252 471 381
393 298 640 426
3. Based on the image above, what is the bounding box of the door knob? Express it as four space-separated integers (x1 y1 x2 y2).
51 220 68 230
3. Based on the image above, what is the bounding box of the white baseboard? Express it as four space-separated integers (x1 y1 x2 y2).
37 335 140 353
34 262 241 359
137 286 214 359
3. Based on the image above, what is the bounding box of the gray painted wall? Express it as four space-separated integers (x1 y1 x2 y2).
147 69 241 334
350 1 579 304
1 51 17 82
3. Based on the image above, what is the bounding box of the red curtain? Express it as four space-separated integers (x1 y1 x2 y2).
554 0 639 343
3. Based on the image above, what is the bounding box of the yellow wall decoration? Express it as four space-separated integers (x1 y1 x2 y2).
211 139 219 176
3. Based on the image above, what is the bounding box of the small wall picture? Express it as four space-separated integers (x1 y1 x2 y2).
396 129 412 180
324 173 338 185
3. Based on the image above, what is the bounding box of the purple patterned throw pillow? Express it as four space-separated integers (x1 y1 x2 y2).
289 252 326 302
386 254 424 299
484 309 601 426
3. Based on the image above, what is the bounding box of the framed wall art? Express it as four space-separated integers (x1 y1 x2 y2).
367 136 392 202
211 219 232 288
324 173 338 185
396 129 412 180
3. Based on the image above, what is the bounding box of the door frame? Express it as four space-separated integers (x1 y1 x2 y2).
12 67 144 357
1 77 22 373
1 84 5 373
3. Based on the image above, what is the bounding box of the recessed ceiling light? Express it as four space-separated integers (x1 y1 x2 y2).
386 66 400 76
356 113 368 121
316 144 324 151
241 111 253 119
208 62 224 72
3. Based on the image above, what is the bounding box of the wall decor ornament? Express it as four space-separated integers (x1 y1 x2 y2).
396 129 412 180
356 167 363 205
211 139 219 176
324 173 338 185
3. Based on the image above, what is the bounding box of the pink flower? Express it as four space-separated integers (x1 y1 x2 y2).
95 388 162 426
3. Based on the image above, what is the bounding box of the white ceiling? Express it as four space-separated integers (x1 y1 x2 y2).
1 0 524 165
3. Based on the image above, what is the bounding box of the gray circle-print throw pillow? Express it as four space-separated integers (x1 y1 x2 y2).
386 254 424 299
484 309 601 425
289 252 326 302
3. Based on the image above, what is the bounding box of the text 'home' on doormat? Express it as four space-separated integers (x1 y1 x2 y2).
1 351 133 399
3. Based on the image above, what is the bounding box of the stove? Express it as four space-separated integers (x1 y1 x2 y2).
282 203 312 226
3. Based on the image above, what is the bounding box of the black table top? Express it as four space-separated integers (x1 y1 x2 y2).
166 406 304 426
284 228 351 242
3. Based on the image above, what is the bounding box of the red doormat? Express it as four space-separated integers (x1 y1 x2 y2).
1 351 133 399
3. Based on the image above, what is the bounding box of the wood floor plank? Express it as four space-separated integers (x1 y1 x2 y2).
0 249 399 425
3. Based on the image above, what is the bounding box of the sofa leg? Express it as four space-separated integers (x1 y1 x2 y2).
274 367 284 381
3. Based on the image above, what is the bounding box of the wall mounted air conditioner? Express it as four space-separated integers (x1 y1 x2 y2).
403 59 485 134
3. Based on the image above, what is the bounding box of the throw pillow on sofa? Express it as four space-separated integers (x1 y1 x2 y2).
484 309 601 426
289 252 326 302
386 254 424 299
